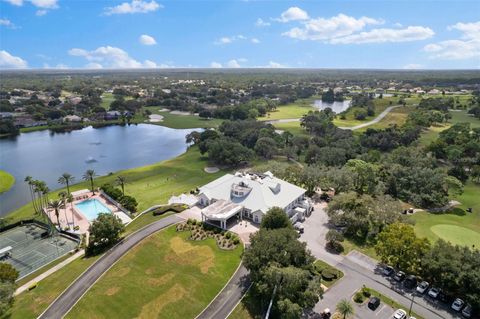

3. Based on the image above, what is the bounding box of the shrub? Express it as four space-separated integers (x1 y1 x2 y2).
100 183 123 201
362 287 371 298
321 269 337 281
120 195 138 212
233 238 240 245
326 229 344 243
354 292 364 303
28 283 38 291
326 240 344 254
225 232 232 239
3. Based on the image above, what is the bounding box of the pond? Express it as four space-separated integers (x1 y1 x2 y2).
313 100 352 113
0 124 198 216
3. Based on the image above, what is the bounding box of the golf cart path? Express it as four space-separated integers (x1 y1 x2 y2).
38 214 183 319
265 105 402 131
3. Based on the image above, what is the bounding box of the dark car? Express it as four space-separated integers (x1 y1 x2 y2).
383 265 395 276
394 271 406 282
438 291 453 304
404 275 417 289
462 304 472 318
368 296 381 310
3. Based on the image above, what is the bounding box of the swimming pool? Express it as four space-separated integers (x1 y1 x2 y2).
75 198 112 221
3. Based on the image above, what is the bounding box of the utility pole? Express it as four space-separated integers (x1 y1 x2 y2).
408 293 415 316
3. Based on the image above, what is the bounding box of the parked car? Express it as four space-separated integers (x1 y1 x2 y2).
452 298 465 311
383 265 394 276
438 291 452 304
409 317 417 319
394 271 406 282
428 287 441 299
416 281 429 294
462 304 472 318
393 309 407 319
368 296 381 310
404 275 417 289
293 222 304 234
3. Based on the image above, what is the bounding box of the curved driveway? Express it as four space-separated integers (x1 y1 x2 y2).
38 214 183 319
265 105 402 131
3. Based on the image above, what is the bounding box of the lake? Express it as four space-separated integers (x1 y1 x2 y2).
313 100 352 113
0 124 198 216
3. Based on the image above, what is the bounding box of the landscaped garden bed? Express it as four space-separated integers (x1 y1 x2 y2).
176 219 241 250
314 260 344 288
151 203 188 216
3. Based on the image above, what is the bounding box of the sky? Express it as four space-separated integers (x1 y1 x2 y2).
0 0 479 70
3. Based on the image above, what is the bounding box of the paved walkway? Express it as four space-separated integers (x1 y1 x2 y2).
265 105 402 131
196 264 251 319
14 250 85 296
38 215 183 319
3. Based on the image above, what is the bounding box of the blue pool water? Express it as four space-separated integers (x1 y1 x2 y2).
75 199 112 220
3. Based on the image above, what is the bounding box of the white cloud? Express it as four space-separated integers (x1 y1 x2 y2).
68 46 157 69
3 0 24 6
264 61 287 68
0 18 16 28
30 0 57 8
85 63 103 69
424 21 480 60
255 18 270 27
226 59 241 68
36 9 47 16
277 7 309 23
210 61 222 68
283 14 383 41
0 50 28 69
139 34 157 45
214 35 258 45
104 0 162 15
403 63 423 69
330 26 434 44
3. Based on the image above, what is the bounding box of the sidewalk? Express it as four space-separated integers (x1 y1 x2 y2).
15 250 85 296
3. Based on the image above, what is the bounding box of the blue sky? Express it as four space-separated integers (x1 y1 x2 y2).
1 0 479 69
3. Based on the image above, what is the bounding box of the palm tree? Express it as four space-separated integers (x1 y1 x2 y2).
58 173 75 195
59 191 69 228
24 176 38 213
67 193 75 228
48 200 63 229
336 299 354 319
83 169 97 194
115 175 127 196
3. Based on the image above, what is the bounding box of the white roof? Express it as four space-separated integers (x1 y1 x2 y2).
199 172 306 215
201 199 243 220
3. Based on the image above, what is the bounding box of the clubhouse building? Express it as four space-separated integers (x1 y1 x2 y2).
198 171 312 229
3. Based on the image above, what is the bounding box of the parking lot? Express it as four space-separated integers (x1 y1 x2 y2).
354 300 396 319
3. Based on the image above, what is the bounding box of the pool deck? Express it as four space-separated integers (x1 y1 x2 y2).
45 190 132 234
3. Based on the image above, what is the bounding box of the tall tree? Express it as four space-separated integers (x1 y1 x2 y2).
83 169 97 194
115 175 127 196
261 207 292 230
375 223 430 273
58 173 75 195
48 200 63 228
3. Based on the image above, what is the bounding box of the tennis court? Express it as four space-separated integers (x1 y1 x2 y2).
0 224 78 278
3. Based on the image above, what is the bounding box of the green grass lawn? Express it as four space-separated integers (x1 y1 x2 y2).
355 106 413 132
332 97 396 127
411 181 480 248
100 92 115 109
66 226 243 319
146 107 223 129
4 146 225 224
258 99 315 121
271 121 307 136
9 255 101 319
314 259 344 288
0 169 15 193
418 110 479 146
227 290 260 319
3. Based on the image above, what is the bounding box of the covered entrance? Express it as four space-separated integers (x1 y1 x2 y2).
201 199 243 229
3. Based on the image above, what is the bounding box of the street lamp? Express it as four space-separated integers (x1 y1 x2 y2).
408 292 415 316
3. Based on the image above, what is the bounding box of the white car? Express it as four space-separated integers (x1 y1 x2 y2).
393 309 407 319
416 281 429 294
409 317 417 319
452 298 465 311
428 287 440 299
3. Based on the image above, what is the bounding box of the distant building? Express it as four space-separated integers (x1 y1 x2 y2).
105 111 121 120
63 115 82 122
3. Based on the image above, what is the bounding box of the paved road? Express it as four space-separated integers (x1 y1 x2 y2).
300 205 461 319
265 105 402 131
38 214 183 319
196 264 251 319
